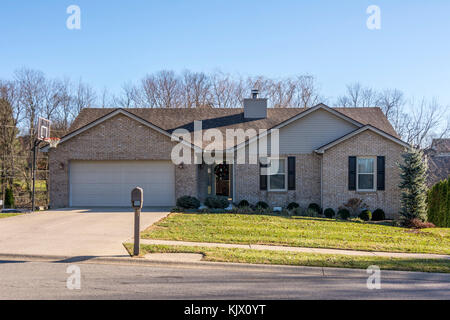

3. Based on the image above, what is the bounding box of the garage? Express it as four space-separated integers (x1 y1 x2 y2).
69 160 175 207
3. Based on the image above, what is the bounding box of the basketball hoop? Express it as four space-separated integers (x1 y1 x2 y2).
44 137 60 148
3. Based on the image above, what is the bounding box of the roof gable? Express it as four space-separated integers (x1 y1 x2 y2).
41 109 200 152
314 125 410 153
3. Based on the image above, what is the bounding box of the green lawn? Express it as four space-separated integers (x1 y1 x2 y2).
141 213 450 255
12 179 47 192
0 213 23 219
124 243 450 273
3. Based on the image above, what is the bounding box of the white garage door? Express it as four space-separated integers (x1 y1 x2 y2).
70 160 175 207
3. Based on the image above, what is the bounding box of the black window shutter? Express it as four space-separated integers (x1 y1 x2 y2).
377 156 385 191
348 156 356 191
288 157 296 190
260 162 268 191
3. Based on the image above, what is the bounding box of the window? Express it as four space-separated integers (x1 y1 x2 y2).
267 158 287 191
357 157 375 191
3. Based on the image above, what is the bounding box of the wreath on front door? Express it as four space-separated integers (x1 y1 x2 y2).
214 164 229 180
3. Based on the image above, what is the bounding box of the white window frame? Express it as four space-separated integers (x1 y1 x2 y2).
356 156 376 192
267 157 287 192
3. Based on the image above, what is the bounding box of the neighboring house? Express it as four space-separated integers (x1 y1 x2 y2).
43 91 409 218
424 139 450 186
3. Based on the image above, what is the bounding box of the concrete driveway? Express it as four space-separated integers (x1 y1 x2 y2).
0 208 170 257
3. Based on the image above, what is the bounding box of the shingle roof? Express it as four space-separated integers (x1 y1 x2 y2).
425 139 450 186
67 106 400 141
430 139 450 154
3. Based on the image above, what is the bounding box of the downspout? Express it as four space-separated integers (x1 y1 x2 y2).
314 149 324 210
319 153 323 210
232 161 236 202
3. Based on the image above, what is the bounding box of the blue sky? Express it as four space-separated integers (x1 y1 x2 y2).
1 0 449 105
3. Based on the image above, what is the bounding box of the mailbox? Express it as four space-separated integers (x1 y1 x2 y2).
131 187 143 209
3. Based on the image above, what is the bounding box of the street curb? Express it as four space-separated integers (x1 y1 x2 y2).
0 252 449 280
0 252 324 274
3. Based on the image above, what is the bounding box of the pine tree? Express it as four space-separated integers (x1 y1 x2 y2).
4 187 14 209
398 148 428 222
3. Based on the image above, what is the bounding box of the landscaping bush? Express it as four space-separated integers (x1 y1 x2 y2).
255 201 269 209
287 202 300 211
237 199 250 208
308 203 322 215
403 218 436 229
398 148 428 222
358 209 372 221
205 196 229 209
342 198 367 217
232 206 255 215
176 196 200 209
324 208 335 219
427 178 450 227
338 208 350 220
4 188 15 208
372 209 386 221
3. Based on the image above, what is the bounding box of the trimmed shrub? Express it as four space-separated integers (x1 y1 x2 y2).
287 202 300 211
338 208 350 220
255 201 269 209
359 209 372 221
308 203 322 215
372 209 386 221
237 199 250 208
205 196 229 209
5 188 15 209
176 196 200 209
427 178 450 227
324 208 335 219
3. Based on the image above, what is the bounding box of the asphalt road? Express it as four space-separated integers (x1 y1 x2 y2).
0 260 449 300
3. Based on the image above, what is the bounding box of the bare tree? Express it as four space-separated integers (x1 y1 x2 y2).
113 82 141 108
210 71 242 108
181 71 211 108
72 79 96 117
336 82 380 108
378 89 405 120
141 70 181 108
15 68 46 138
399 98 449 148
295 75 322 108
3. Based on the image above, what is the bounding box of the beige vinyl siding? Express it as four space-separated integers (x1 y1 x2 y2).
276 109 358 154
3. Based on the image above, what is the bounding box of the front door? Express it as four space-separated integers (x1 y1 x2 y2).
214 164 230 197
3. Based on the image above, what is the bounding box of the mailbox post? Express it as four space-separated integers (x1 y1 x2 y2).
131 187 144 256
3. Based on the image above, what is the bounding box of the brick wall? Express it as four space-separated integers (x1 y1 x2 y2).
234 154 321 207
234 131 405 217
49 114 197 208
322 130 405 218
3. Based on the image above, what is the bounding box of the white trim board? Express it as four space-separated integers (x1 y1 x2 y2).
314 125 410 154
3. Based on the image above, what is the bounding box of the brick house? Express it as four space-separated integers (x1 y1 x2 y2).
424 139 450 186
43 92 409 218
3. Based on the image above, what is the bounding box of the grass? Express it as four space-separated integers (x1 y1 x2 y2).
141 213 450 255
12 179 47 192
124 243 450 273
0 213 23 219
